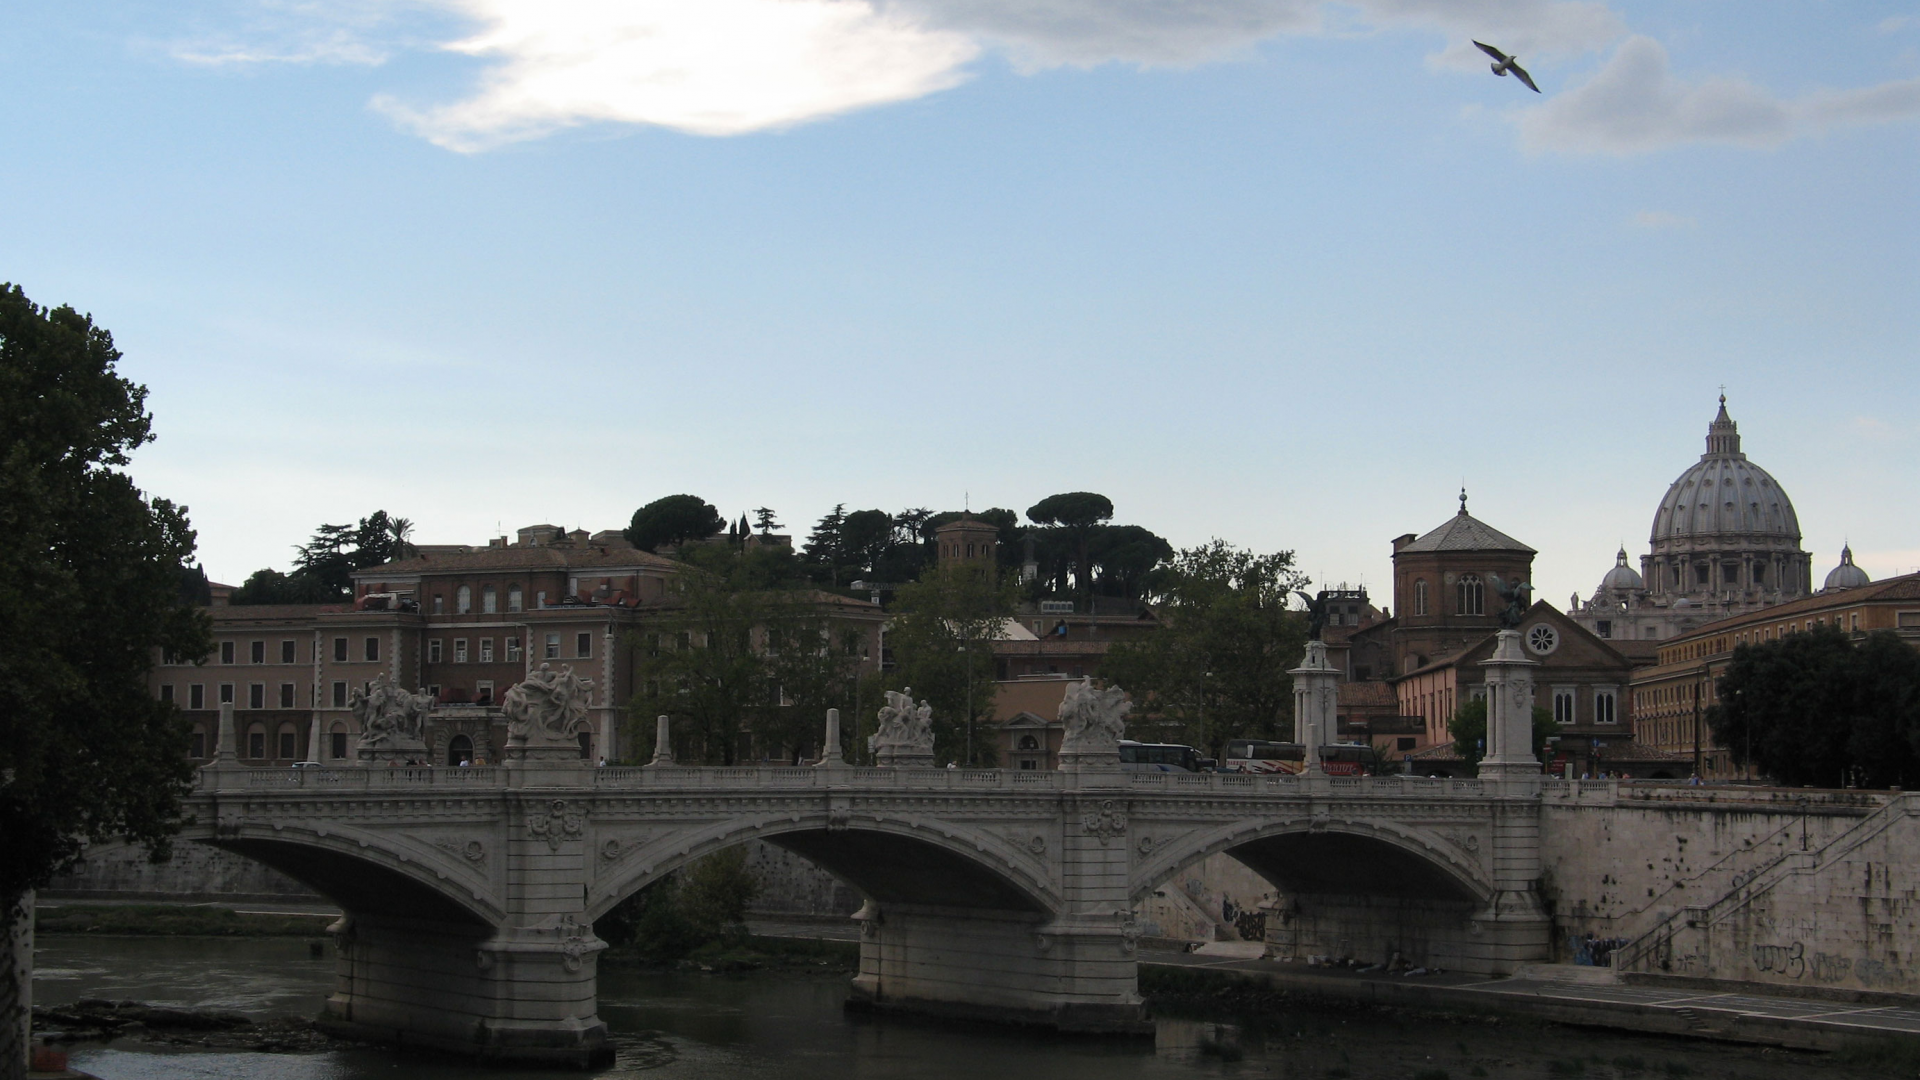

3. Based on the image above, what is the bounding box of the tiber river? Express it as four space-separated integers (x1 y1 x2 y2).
32 935 1896 1080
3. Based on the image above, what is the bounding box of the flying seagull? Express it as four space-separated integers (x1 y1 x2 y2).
1473 41 1540 93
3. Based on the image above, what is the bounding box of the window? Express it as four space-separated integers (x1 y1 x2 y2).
505 636 521 662
190 729 206 758
476 680 494 704
1553 689 1576 725
433 595 445 615
457 585 472 614
1413 579 1428 616
482 585 497 614
220 683 235 704
190 684 205 710
333 637 348 663
1018 735 1039 750
1851 613 1861 631
430 639 443 663
249 683 265 709
281 639 296 664
1594 689 1618 724
364 636 380 662
479 638 494 663
454 639 469 663
508 585 523 612
545 633 561 659
279 683 295 708
1397 737 1416 752
1752 564 1767 586
278 728 297 760
221 641 235 664
250 640 265 664
536 591 547 608
160 684 174 704
1457 574 1484 616
1695 563 1710 585
332 681 348 708
330 727 348 760
577 632 593 658
1595 620 1612 639
247 727 266 759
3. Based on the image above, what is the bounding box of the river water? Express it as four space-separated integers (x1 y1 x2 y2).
33 935 1891 1080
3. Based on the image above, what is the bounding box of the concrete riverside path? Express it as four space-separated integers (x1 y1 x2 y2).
1145 950 1920 1053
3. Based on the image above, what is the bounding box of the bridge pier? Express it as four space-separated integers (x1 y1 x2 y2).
844 782 1149 1034
321 913 610 1065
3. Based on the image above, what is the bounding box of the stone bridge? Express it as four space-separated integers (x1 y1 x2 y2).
184 756 1552 1064
175 636 1562 1065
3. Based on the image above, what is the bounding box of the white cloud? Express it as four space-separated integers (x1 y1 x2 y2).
1631 210 1694 229
169 1 405 66
374 0 978 149
1519 35 1920 154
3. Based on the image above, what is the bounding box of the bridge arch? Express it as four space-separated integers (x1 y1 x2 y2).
1132 817 1493 907
184 821 501 927
589 812 1058 922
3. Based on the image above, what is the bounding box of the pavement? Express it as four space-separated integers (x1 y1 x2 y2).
1143 950 1920 1051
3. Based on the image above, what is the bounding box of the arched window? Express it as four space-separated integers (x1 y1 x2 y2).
482 585 497 614
1018 735 1039 751
448 734 474 767
1457 574 1484 616
1413 579 1428 616
457 585 473 614
329 721 349 760
507 585 523 612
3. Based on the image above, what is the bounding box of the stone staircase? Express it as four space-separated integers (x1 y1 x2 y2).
1613 793 1919 977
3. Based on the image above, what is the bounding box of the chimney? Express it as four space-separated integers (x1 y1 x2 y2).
1391 533 1417 553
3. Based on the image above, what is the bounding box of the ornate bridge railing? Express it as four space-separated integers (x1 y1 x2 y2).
202 765 1502 798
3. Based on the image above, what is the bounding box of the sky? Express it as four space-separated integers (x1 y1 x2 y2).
3 0 1916 608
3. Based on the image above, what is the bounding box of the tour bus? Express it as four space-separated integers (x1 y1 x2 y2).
1118 740 1212 773
1219 739 1376 776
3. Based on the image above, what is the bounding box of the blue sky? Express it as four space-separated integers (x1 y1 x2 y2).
4 0 1916 607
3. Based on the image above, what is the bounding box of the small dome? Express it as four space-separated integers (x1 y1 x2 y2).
1596 548 1645 595
1822 545 1871 592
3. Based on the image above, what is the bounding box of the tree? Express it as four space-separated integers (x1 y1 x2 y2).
882 563 1018 767
1099 541 1307 757
627 546 867 765
752 507 781 534
1446 698 1557 767
1 284 212 1070
1709 626 1920 788
802 504 848 584
1027 492 1113 604
1089 524 1173 600
625 495 724 553
232 511 415 604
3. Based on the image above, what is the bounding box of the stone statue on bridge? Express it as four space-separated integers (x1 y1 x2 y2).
870 688 935 768
1057 678 1130 770
503 663 595 756
351 672 432 761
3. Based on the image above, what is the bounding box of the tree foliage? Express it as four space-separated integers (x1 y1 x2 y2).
1099 541 1307 757
1708 626 1920 788
626 547 866 765
231 511 414 604
1027 492 1113 603
625 494 724 553
593 847 760 961
880 563 1018 767
1446 697 1557 767
0 283 212 905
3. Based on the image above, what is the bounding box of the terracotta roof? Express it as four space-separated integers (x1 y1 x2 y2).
1671 571 1920 638
355 545 680 578
1398 510 1535 555
212 603 348 620
1338 680 1399 707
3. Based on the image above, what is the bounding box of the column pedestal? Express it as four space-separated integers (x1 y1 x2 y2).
1289 640 1340 772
